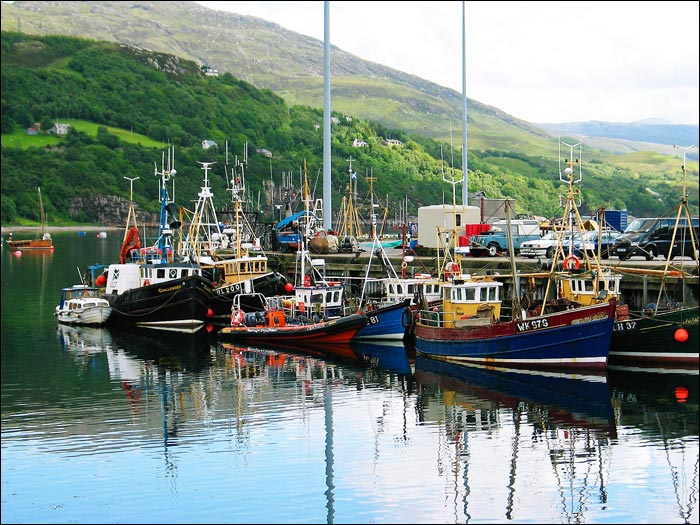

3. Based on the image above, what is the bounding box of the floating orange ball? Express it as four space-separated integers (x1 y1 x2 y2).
675 386 689 403
95 274 107 287
284 282 294 293
674 327 689 343
206 308 214 318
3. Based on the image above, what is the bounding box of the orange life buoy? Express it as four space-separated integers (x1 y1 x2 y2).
563 255 581 271
144 279 151 286
231 308 245 326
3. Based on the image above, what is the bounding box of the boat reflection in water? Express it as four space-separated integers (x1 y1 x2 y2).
608 365 698 525
107 326 214 373
57 324 114 355
415 357 616 435
350 340 413 376
414 356 616 522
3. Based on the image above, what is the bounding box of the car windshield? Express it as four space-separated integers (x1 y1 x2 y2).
625 219 655 233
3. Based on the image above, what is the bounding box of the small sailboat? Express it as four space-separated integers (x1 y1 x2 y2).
6 187 53 250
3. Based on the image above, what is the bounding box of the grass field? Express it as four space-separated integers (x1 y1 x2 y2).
1 120 163 149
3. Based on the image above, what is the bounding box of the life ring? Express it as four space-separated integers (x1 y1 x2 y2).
401 261 407 269
563 255 581 271
231 308 245 326
144 279 151 286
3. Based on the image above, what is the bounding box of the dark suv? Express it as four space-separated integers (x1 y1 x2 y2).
611 217 699 260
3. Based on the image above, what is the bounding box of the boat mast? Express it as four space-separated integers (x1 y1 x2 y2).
153 146 177 261
122 176 140 242
504 199 522 320
653 144 700 311
37 187 46 237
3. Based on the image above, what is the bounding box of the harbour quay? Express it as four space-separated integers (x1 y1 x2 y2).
266 250 699 311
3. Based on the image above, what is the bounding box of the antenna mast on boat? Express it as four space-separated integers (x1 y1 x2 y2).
122 176 140 241
440 144 463 277
653 144 700 309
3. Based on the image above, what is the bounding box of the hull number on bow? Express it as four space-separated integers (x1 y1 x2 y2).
516 318 549 332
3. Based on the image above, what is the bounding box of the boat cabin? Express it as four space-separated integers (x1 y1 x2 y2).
434 275 503 328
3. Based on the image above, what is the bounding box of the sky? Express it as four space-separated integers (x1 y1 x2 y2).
195 1 699 126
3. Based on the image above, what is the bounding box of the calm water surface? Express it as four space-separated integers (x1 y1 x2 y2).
2 231 698 524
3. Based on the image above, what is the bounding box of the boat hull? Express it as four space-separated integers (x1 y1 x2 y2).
56 304 112 325
609 306 699 366
218 313 368 345
209 272 289 321
105 275 213 330
354 299 410 341
414 301 616 370
7 239 53 250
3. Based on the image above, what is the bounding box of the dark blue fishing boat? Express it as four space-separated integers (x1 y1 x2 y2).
353 298 411 341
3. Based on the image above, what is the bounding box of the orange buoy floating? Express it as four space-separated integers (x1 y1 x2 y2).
284 282 294 292
207 308 214 318
675 386 689 403
674 327 689 343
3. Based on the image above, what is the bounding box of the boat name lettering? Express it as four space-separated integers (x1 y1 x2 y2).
572 313 608 325
159 283 184 293
516 318 549 332
367 315 379 324
214 283 242 295
681 316 699 326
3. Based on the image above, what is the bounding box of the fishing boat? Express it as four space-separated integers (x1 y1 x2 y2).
608 146 699 366
413 145 616 371
103 147 214 331
55 283 112 326
218 293 367 345
350 206 413 341
6 187 53 250
180 145 290 324
553 144 699 367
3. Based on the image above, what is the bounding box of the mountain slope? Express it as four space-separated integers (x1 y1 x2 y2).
0 0 561 157
1 30 697 225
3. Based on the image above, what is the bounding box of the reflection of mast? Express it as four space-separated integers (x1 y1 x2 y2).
323 381 335 523
505 406 521 520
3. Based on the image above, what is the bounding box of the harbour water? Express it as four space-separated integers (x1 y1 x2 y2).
1 231 698 524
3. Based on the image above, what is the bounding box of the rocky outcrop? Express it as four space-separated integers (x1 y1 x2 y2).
67 194 158 226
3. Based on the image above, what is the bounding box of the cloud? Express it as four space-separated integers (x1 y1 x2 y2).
195 1 699 125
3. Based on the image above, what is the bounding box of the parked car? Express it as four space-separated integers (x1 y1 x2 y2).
572 229 620 260
520 230 596 259
611 217 699 260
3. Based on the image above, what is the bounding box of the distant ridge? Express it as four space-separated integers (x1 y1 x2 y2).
534 121 699 159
